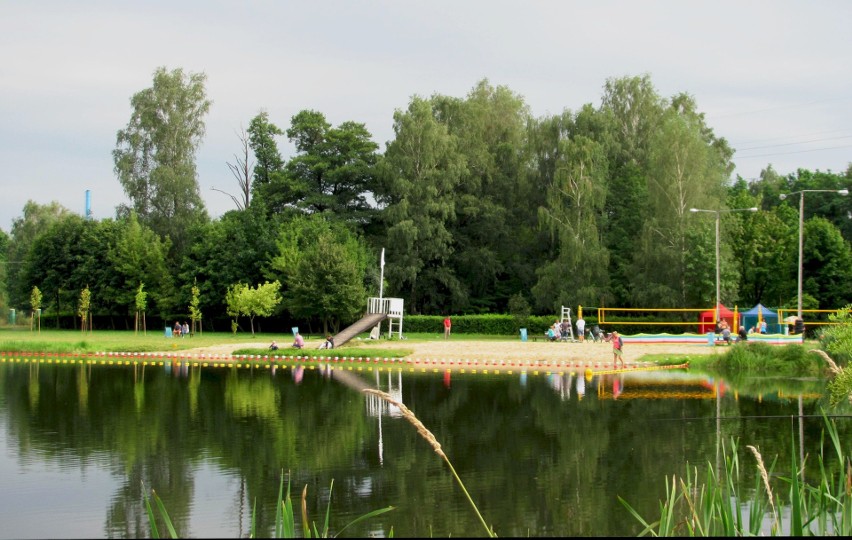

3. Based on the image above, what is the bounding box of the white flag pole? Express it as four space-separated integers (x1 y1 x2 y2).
379 248 385 299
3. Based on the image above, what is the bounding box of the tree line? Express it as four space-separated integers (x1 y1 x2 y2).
1 67 851 332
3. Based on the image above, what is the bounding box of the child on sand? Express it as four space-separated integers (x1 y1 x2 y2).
612 331 625 369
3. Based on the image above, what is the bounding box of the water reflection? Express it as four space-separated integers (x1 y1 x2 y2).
0 356 846 538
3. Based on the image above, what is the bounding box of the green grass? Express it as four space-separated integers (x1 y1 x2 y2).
0 327 269 353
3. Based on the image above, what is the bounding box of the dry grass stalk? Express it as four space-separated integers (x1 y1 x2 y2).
362 388 496 537
363 388 447 460
746 445 779 532
809 349 842 375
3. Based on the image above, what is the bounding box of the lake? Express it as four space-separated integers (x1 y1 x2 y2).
0 354 847 538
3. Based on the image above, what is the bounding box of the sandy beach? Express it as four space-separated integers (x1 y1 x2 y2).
173 337 725 370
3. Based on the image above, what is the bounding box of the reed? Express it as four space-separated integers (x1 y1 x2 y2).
144 471 393 538
362 388 497 538
620 411 851 536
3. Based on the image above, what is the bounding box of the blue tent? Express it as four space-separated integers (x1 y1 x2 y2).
741 303 780 333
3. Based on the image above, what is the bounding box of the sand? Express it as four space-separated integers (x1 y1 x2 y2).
174 337 724 369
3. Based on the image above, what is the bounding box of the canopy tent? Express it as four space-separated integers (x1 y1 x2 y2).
698 304 737 334
741 303 780 333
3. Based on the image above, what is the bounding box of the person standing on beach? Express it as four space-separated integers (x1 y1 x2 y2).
612 331 624 368
443 316 452 339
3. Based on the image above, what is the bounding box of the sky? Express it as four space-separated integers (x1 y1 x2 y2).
2 0 851 232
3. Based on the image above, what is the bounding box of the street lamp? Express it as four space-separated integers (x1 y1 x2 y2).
690 206 758 319
778 188 849 318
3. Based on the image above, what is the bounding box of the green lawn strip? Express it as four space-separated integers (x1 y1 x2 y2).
0 329 288 353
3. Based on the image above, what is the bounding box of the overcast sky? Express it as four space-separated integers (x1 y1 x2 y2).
2 0 851 232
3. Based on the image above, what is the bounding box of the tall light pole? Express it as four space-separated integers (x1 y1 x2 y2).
778 189 849 318
690 206 758 319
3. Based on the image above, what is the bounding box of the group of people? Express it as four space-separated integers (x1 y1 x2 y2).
173 321 190 337
715 319 764 345
545 316 588 342
272 332 334 350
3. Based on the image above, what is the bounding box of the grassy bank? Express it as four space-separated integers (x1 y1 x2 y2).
0 328 290 353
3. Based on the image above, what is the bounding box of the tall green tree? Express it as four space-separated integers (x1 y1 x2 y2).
107 213 173 317
247 111 285 189
113 66 211 257
433 80 542 313
178 208 276 318
377 97 466 314
6 201 71 310
530 107 611 312
263 110 379 222
269 214 370 334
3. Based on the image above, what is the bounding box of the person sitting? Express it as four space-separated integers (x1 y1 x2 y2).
292 332 305 349
736 326 748 343
319 335 334 349
720 320 732 345
589 325 600 342
181 321 189 337
269 340 279 351
173 321 181 337
546 328 557 342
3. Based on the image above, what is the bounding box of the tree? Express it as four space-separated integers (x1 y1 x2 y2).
214 126 254 210
377 96 466 314
247 111 284 189
78 285 91 333
134 283 147 335
530 108 611 312
244 281 282 336
113 66 211 257
224 281 282 336
30 285 42 333
263 110 380 221
6 201 71 310
269 214 370 334
188 279 202 336
225 283 247 334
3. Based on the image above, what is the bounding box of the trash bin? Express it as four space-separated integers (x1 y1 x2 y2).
520 328 528 342
794 318 804 335
8 309 15 325
165 326 173 338
707 331 715 346
291 326 299 336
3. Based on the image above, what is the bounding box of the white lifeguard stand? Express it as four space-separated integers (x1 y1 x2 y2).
560 306 576 341
368 297 404 339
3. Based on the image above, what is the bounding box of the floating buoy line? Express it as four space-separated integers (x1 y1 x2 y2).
0 350 689 377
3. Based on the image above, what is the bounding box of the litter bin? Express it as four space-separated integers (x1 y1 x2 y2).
291 326 299 336
165 326 173 338
8 309 15 325
794 318 804 335
707 331 715 346
520 328 528 342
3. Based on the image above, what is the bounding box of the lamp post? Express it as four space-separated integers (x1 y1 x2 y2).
778 189 849 318
690 206 758 320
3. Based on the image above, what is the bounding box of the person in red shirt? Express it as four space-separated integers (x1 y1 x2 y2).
443 316 452 339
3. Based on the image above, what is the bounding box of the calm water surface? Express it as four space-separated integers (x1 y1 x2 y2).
0 354 848 538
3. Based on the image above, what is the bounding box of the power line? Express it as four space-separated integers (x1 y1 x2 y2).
735 143 852 160
736 134 852 152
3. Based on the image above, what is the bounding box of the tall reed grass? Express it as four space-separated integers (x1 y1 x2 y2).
143 471 394 538
620 411 851 536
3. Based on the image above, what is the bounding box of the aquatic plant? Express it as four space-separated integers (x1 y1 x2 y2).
620 412 851 536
